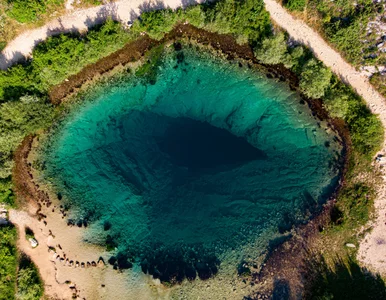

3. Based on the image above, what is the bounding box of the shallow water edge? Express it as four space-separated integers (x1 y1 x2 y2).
13 25 350 299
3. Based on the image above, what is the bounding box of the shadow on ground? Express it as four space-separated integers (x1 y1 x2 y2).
302 253 386 300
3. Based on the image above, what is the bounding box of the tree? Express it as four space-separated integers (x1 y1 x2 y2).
0 96 54 178
299 58 332 99
254 32 291 65
184 6 206 28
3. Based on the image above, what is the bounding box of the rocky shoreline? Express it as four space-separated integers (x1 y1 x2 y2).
13 24 350 299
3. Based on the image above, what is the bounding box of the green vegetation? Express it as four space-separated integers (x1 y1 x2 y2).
4 0 64 23
255 31 383 157
135 45 165 84
16 254 43 300
0 179 14 206
299 58 332 99
0 208 42 300
254 32 292 66
0 20 131 101
291 0 384 66
131 9 180 40
283 0 386 97
370 73 386 98
130 0 271 43
304 254 386 299
0 225 17 300
0 95 55 179
283 0 306 12
0 0 384 297
76 0 103 6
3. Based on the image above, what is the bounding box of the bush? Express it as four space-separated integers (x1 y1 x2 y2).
0 179 15 206
324 16 366 66
307 0 380 67
31 19 131 88
0 95 55 178
0 226 17 300
130 9 180 40
184 6 206 28
299 58 332 99
346 100 383 156
0 20 131 101
130 0 271 43
6 0 64 23
207 0 271 43
254 32 292 66
323 83 351 119
370 73 386 98
284 0 306 11
16 255 43 300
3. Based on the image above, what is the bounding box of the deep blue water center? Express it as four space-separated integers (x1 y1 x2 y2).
43 46 342 282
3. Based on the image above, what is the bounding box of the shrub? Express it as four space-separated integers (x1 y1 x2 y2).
0 95 55 178
370 73 386 98
31 19 131 88
0 20 131 101
6 0 64 23
254 32 291 66
130 9 180 40
284 0 306 11
16 254 43 300
323 84 351 119
0 226 17 300
184 6 206 28
208 0 271 43
299 58 332 99
346 100 383 156
0 179 15 206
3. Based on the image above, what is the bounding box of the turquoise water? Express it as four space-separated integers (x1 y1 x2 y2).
43 45 342 282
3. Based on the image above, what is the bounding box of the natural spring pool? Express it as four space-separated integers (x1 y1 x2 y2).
41 44 342 283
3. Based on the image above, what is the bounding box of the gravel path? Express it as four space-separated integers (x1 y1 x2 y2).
0 0 203 70
263 0 386 275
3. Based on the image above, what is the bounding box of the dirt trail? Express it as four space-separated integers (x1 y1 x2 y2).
0 0 203 70
263 0 386 275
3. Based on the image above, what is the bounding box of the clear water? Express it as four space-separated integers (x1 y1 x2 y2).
42 46 342 282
